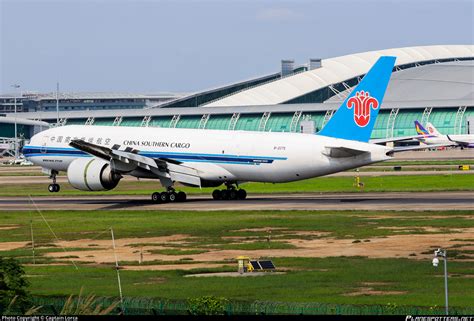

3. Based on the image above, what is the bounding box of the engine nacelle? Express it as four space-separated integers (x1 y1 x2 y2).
67 158 121 191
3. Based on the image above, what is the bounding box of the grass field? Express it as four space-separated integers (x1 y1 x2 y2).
0 173 473 196
1 209 473 309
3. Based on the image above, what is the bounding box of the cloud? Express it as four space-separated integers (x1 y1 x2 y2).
256 8 301 22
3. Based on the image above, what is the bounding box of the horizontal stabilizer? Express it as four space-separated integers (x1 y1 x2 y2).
324 146 369 158
370 135 425 145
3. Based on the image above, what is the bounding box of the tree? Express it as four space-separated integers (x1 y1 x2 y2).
0 257 31 314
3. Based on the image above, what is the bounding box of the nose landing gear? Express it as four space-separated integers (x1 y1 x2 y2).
48 171 60 193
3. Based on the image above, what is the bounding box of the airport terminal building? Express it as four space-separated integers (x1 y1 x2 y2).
1 45 473 144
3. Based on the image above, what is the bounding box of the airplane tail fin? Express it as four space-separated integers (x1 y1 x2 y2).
426 122 441 136
318 56 396 142
414 120 430 137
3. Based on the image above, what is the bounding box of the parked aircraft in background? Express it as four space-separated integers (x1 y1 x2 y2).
414 121 473 148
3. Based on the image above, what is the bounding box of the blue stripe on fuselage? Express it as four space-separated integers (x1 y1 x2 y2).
22 146 286 165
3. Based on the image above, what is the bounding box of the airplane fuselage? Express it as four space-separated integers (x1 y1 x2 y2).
418 134 474 148
24 125 392 184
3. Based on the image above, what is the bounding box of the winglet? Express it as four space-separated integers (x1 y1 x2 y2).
318 56 396 142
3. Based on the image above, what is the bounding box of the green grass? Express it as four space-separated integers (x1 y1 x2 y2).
1 209 473 244
21 257 474 308
1 209 473 308
0 174 472 196
380 159 474 166
2 210 474 244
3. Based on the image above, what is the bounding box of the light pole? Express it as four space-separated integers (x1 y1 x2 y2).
56 82 60 126
432 248 448 315
11 84 20 159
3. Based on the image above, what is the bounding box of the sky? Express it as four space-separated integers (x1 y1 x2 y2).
1 0 473 94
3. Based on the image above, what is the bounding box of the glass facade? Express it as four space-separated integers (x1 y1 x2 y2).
429 109 457 135
205 115 232 130
149 116 173 128
175 116 202 129
234 114 262 131
120 117 144 127
65 118 87 125
14 106 473 141
93 118 115 126
372 111 391 139
265 113 293 132
393 109 424 137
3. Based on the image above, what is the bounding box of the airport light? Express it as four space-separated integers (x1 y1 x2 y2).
56 82 60 126
432 248 449 315
11 84 20 159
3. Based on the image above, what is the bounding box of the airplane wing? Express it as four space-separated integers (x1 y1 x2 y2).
447 135 473 147
387 143 456 154
69 139 202 187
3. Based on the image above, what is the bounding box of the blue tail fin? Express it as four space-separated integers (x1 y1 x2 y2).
318 56 396 142
414 120 429 136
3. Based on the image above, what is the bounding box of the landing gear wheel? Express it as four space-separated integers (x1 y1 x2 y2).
237 189 247 200
160 192 169 203
177 191 187 202
168 192 177 202
212 189 222 200
221 189 230 200
151 192 161 203
229 189 238 200
48 184 60 193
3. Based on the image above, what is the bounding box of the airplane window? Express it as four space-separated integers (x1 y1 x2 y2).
105 138 111 145
88 137 94 143
97 137 103 145
65 137 71 143
50 136 56 142
57 136 63 143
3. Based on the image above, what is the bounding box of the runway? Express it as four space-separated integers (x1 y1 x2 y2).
1 191 472 211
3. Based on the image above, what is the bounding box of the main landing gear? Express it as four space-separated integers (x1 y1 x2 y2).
151 188 186 204
212 184 247 200
48 171 60 193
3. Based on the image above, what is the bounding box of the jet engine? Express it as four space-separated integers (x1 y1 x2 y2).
67 158 121 191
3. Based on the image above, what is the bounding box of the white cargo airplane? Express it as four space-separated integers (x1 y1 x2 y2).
22 56 447 203
415 121 474 148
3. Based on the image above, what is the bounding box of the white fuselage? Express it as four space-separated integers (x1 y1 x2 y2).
24 125 392 184
417 134 474 148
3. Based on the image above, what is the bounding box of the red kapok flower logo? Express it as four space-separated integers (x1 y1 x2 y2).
346 91 379 127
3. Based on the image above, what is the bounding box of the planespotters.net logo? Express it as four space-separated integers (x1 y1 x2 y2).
406 316 474 321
